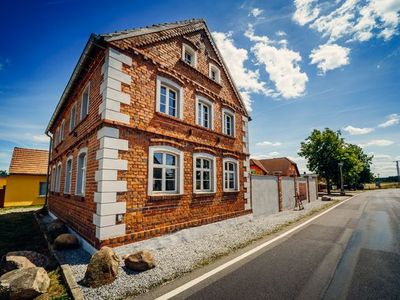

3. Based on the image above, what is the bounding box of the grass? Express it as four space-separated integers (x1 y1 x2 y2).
0 204 43 214
0 210 70 299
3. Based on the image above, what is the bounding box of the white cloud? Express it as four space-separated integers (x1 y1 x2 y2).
268 151 280 156
373 154 392 160
343 125 374 135
378 114 400 128
212 31 273 111
294 0 400 43
361 139 394 147
256 141 282 147
310 43 350 73
245 25 308 98
250 8 264 18
276 31 287 37
292 0 320 26
32 134 50 143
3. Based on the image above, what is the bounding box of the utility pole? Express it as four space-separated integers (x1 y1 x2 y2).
394 160 400 183
338 162 345 196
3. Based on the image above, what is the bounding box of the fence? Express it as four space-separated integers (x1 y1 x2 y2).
251 174 318 217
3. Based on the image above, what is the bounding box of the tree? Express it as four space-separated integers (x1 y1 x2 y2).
298 128 344 194
0 170 7 176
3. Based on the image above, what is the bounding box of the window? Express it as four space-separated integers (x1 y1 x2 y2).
222 108 235 137
209 64 220 83
182 43 197 68
64 156 73 194
193 153 216 193
51 166 56 192
148 146 184 195
39 182 47 197
156 76 184 119
196 96 214 129
55 162 62 193
76 148 87 196
60 120 65 142
70 103 76 131
223 158 239 192
80 84 90 120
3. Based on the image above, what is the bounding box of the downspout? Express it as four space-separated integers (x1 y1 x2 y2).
44 132 53 210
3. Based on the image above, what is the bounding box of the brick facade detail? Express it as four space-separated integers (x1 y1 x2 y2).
46 20 251 249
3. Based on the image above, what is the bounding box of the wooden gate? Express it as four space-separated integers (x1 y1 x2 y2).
0 185 5 208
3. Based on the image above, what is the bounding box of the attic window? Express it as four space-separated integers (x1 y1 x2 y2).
209 63 220 83
182 43 197 68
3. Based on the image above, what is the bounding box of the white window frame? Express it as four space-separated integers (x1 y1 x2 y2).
195 95 214 130
148 145 184 196
54 127 59 147
193 153 216 193
156 75 184 119
70 103 76 132
222 108 235 137
209 63 221 83
223 157 240 192
80 83 90 121
182 43 197 68
64 155 73 194
39 182 47 197
76 147 88 196
60 119 65 142
55 162 62 193
51 165 56 192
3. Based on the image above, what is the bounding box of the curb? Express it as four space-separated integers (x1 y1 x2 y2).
34 212 84 300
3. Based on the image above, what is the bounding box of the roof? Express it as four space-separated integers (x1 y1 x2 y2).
254 157 300 177
250 159 269 174
9 147 49 175
46 19 249 133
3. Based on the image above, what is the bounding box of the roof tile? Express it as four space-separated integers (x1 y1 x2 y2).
9 147 49 175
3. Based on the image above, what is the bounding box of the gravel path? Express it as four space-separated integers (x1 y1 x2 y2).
57 198 349 300
0 206 42 215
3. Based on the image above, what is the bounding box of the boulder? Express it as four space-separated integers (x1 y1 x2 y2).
83 247 120 288
0 256 36 275
54 233 79 250
4 251 49 269
0 267 50 299
123 250 156 272
47 219 68 241
322 196 332 201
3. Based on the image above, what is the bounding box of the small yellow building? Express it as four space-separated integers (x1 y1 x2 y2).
1 147 48 207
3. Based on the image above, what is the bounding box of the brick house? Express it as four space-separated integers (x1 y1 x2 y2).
46 19 251 251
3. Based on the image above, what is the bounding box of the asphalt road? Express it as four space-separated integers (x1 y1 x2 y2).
153 189 400 300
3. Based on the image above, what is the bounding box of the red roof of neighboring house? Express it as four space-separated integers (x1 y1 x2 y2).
9 147 49 175
250 159 269 174
252 157 300 177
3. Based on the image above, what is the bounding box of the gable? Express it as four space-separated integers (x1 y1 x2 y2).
103 20 249 116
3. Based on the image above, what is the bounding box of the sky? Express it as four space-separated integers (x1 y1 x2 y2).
0 0 399 177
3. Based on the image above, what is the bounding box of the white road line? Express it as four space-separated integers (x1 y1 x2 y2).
156 194 362 300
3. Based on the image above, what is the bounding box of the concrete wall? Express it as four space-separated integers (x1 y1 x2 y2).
251 176 279 217
308 177 317 201
282 177 295 210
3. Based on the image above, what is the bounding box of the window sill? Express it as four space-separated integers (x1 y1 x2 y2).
38 195 46 198
192 192 216 198
149 194 183 201
223 190 239 195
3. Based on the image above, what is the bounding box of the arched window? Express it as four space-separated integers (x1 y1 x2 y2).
148 145 184 195
55 162 62 193
76 148 88 196
64 156 73 194
193 153 216 193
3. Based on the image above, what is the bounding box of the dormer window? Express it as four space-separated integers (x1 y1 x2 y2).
209 63 220 83
182 43 197 68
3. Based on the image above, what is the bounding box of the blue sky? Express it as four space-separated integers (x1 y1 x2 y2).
0 0 399 176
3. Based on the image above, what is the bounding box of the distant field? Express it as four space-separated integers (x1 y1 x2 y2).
364 182 400 190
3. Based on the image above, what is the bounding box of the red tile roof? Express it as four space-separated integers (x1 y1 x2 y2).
9 147 49 175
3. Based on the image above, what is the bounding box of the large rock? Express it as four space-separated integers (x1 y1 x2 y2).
4 251 49 269
83 247 120 288
0 267 50 299
0 256 36 275
54 233 80 250
322 196 332 201
47 219 68 241
124 250 156 272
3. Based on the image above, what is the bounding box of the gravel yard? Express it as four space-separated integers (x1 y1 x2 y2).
56 197 349 300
